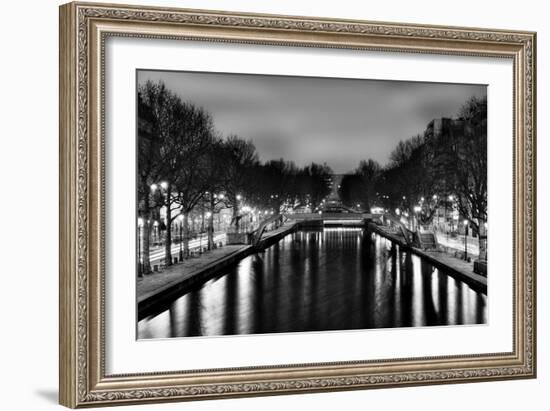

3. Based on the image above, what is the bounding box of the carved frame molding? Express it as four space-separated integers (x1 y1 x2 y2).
59 2 536 407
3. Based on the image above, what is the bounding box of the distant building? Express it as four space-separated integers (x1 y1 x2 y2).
320 174 353 212
327 174 344 203
424 117 468 193
424 116 487 236
423 118 468 233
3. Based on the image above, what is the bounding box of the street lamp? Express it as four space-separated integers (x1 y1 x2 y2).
150 181 172 247
463 219 469 260
137 217 144 276
199 218 206 254
153 220 159 243
445 195 454 235
413 205 421 231
239 206 246 229
205 211 212 248
178 214 184 261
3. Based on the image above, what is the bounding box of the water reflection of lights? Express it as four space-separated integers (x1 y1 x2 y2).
461 282 471 324
461 281 485 324
411 255 425 327
393 250 402 325
138 308 171 339
138 230 487 338
236 257 254 335
446 276 458 325
431 268 440 314
323 219 364 225
198 275 228 336
322 227 363 232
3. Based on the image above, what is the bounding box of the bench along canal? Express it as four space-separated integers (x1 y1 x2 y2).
138 228 487 338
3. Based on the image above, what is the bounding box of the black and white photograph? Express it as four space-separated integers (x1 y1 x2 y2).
136 69 488 339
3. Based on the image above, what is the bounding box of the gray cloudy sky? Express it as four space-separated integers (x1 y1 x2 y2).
138 70 486 174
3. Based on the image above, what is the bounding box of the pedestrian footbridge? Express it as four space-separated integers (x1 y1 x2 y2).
247 211 379 248
289 212 374 225
244 210 438 251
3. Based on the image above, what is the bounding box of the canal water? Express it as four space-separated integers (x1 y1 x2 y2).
138 228 487 339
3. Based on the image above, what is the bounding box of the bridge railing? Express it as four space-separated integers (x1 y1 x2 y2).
249 211 385 247
380 214 416 246
288 212 372 220
250 213 289 247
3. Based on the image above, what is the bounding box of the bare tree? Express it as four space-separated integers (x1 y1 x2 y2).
220 136 259 231
454 96 488 259
137 81 175 274
201 139 229 249
298 163 333 211
377 135 434 218
138 80 217 266
168 102 217 258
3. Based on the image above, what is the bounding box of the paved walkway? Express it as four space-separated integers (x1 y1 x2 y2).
435 232 480 257
371 224 487 294
137 221 298 318
255 221 297 247
147 232 227 265
137 244 248 304
419 249 487 293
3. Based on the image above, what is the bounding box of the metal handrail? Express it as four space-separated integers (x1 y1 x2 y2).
382 214 415 246
250 213 288 247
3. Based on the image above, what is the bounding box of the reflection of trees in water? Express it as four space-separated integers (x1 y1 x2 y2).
140 230 487 338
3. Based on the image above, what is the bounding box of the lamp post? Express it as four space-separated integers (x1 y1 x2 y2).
151 181 170 248
463 219 469 260
137 217 143 277
413 205 421 231
235 194 242 232
432 194 438 230
205 211 212 250
215 193 225 232
196 218 202 253
199 220 202 254
446 195 454 238
178 214 184 261
241 205 251 231
153 220 159 243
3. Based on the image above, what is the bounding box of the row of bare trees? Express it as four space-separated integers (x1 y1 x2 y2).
138 80 333 275
338 95 487 257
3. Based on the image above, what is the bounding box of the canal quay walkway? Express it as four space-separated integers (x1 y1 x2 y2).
369 223 487 295
138 221 298 319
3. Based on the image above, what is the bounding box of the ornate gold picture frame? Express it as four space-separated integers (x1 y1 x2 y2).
59 1 536 408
